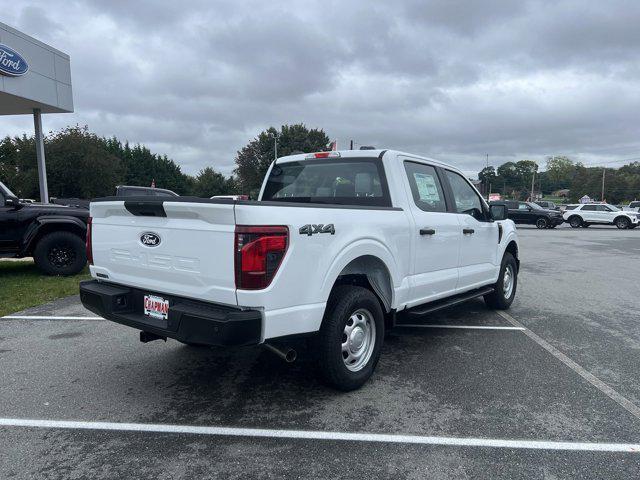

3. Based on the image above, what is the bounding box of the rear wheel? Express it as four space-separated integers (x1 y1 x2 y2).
33 231 87 276
535 217 548 229
315 286 384 391
484 252 517 310
615 217 630 229
569 216 582 228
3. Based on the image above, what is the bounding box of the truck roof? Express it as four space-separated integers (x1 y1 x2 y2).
275 149 457 171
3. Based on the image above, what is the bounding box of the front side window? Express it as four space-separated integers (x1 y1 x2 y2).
582 205 597 211
262 158 390 207
445 170 484 219
403 162 447 212
517 203 530 210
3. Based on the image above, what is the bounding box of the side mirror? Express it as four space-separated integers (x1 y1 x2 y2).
5 196 23 209
490 203 508 221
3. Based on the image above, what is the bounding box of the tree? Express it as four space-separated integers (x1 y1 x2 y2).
191 167 235 197
234 124 330 195
546 156 573 183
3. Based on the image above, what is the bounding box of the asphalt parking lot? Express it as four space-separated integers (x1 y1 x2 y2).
1 225 639 479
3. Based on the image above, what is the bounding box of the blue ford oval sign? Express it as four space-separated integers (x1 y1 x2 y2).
0 44 29 77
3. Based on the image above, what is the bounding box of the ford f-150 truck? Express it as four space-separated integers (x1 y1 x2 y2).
80 149 519 390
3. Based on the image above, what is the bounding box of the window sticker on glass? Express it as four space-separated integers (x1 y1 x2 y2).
413 173 441 202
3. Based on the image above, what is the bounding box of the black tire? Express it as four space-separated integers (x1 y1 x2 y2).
535 217 548 229
615 217 630 229
568 216 582 228
484 252 518 310
315 286 384 391
33 231 87 276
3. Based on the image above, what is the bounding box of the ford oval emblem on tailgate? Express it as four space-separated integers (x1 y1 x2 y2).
140 232 161 247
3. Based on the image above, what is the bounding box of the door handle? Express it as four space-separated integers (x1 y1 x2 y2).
420 228 436 235
463 228 475 235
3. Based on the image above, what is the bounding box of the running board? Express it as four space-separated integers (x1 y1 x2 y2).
400 286 495 319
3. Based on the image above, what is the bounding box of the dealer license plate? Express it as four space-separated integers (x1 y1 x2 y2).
144 295 169 320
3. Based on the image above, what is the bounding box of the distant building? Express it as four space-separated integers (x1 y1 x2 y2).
552 189 570 198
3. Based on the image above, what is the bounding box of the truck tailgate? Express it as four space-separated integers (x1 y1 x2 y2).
89 200 237 306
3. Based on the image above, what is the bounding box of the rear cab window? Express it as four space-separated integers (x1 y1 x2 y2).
261 158 391 207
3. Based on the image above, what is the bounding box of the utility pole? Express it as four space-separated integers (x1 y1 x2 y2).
350 139 354 150
601 168 605 201
485 154 489 199
530 169 536 201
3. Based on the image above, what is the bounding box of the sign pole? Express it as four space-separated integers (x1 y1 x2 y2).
33 108 49 204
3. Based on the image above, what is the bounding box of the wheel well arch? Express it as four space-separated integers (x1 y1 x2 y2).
505 240 519 271
614 215 630 223
330 255 394 314
25 222 86 254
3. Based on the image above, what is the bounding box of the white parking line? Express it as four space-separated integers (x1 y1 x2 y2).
397 324 524 331
1 316 102 321
0 418 638 452
496 311 640 422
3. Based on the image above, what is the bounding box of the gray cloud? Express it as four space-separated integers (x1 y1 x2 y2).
1 0 640 177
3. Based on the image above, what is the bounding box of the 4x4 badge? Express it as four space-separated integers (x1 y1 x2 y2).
299 224 335 236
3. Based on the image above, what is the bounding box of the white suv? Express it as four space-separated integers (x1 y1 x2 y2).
563 203 639 229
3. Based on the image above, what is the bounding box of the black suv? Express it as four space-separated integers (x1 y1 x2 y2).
0 180 89 275
503 200 564 229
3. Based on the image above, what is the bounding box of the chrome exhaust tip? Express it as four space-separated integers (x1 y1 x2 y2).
264 343 297 363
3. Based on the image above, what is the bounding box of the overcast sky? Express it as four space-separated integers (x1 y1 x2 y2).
2 0 640 176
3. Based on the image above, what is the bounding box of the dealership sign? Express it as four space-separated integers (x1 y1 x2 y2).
0 44 28 76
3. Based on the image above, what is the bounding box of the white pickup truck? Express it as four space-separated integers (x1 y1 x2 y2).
80 149 519 390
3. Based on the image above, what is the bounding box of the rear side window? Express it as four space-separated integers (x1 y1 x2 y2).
565 205 578 210
630 202 640 208
262 158 390 207
403 162 447 212
582 205 597 211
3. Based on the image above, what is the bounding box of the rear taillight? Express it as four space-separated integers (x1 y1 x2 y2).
235 225 288 290
86 216 93 265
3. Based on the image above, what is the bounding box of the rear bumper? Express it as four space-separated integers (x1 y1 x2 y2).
79 280 262 346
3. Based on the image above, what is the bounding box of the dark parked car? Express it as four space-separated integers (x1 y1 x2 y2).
503 200 564 229
0 180 89 275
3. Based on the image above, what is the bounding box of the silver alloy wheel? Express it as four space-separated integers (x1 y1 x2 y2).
341 308 376 372
503 264 514 299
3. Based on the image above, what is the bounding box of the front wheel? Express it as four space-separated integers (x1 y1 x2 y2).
615 217 630 229
536 217 548 229
484 252 518 310
315 286 384 391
